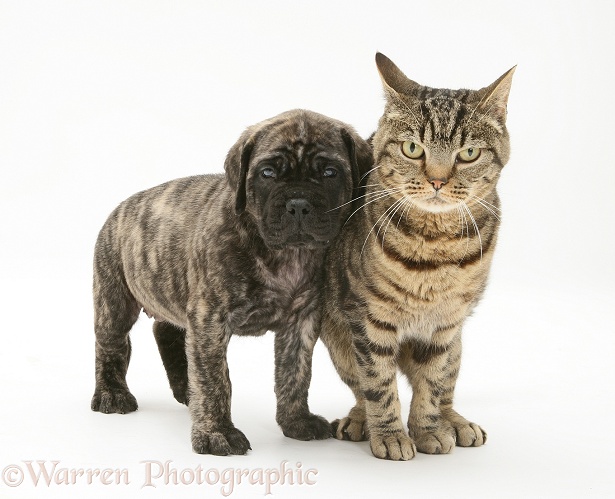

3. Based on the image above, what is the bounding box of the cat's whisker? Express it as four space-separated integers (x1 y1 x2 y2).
470 195 501 212
327 186 406 214
373 197 405 238
462 202 483 262
379 197 408 251
471 196 501 221
456 204 464 240
396 196 414 230
457 203 471 264
360 164 384 182
361 196 406 256
342 187 407 227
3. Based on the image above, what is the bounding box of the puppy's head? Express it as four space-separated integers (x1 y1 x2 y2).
225 109 371 250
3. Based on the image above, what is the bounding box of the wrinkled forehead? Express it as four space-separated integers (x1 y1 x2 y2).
251 117 348 163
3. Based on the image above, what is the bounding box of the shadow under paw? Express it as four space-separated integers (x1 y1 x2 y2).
91 389 138 414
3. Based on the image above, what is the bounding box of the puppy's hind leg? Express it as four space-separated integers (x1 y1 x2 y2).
91 250 140 414
153 321 189 405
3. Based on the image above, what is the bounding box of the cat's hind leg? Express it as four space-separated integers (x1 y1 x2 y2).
332 401 368 442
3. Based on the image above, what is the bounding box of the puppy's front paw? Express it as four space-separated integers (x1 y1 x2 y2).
91 389 138 414
191 427 251 456
279 413 332 441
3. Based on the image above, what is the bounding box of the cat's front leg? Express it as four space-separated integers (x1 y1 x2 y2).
399 329 486 454
352 319 416 461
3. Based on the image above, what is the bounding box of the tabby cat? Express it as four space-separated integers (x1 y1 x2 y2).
320 53 515 460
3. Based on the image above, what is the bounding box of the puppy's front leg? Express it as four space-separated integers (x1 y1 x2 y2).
187 307 251 455
274 311 332 441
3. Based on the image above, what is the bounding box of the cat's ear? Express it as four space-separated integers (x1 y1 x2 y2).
475 66 516 122
375 52 421 98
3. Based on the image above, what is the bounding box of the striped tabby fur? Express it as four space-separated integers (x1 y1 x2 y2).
321 53 515 460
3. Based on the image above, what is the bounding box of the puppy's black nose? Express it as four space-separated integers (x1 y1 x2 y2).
286 198 312 220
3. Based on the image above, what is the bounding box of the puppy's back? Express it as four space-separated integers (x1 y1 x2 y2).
94 174 229 325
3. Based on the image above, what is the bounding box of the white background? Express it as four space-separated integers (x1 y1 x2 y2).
1 0 614 497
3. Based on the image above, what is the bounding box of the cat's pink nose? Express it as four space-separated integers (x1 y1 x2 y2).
430 178 447 191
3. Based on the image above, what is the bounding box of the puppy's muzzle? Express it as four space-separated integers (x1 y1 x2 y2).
285 198 313 222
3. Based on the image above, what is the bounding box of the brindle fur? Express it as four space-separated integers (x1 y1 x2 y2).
91 109 371 455
320 54 515 460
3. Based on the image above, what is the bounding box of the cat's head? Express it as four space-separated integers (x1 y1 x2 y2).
372 52 515 214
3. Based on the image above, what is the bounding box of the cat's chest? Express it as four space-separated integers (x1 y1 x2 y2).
366 255 483 343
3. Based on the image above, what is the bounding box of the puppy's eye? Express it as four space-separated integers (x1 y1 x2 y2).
457 147 481 163
401 141 425 159
323 167 338 178
260 167 277 179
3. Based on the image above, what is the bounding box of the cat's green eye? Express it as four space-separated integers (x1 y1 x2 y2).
401 141 424 159
457 147 481 163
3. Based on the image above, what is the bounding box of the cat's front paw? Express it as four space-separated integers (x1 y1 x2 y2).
441 408 487 447
453 421 486 447
409 416 457 454
370 431 416 461
413 429 456 454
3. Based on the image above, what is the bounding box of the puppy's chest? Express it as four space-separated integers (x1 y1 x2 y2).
230 257 318 336
258 254 311 292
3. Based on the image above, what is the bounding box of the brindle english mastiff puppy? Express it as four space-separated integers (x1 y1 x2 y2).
91 109 372 455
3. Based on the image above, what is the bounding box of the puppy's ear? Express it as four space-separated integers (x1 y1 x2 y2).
340 128 373 210
224 135 255 215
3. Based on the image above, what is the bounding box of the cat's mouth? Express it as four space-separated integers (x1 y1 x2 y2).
414 193 458 213
427 193 447 203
